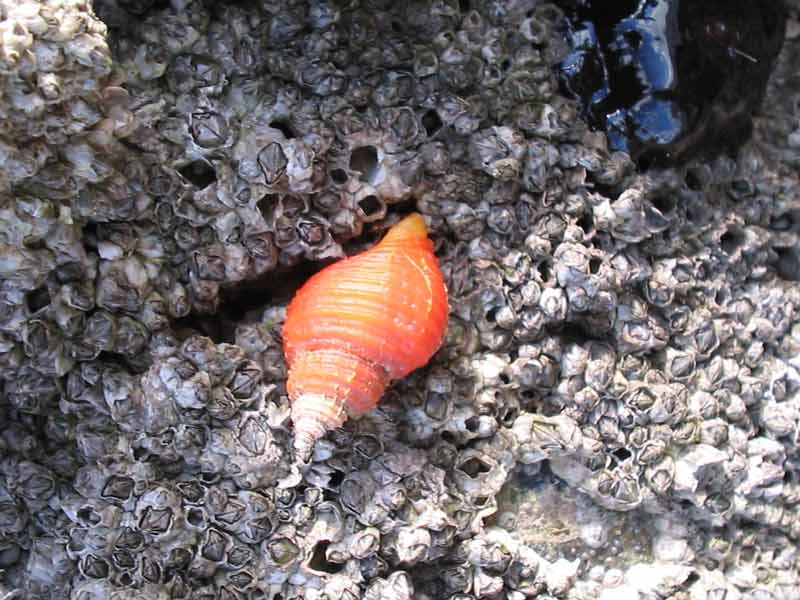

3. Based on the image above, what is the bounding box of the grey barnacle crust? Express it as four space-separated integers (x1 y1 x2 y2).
0 0 800 599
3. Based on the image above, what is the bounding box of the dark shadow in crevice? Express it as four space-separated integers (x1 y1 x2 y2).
172 200 422 343
307 541 343 574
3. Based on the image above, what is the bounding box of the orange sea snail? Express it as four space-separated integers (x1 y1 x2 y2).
282 213 449 460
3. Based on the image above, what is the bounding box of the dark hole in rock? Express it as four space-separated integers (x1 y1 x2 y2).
500 406 519 426
577 212 593 234
537 261 552 282
612 447 632 462
484 307 499 323
422 109 443 136
77 507 101 526
498 372 510 384
501 58 511 71
684 169 705 191
187 508 205 527
358 195 383 218
269 119 295 139
349 146 379 184
685 572 701 586
391 20 404 33
720 228 745 255
174 256 330 343
589 258 602 274
25 286 51 312
330 168 348 184
308 541 343 574
200 471 219 484
178 160 217 189
458 0 470 13
651 195 676 215
464 416 480 432
256 193 279 218
459 456 491 478
117 572 134 586
441 430 459 446
82 223 99 249
328 470 345 487
637 155 654 172
558 321 605 344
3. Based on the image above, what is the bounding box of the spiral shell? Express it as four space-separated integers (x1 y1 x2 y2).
283 213 449 459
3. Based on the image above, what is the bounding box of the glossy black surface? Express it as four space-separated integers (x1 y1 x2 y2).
556 0 786 165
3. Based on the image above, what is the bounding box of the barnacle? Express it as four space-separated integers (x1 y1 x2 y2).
284 213 449 459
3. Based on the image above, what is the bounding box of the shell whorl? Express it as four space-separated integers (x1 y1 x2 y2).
283 213 449 460
291 393 346 462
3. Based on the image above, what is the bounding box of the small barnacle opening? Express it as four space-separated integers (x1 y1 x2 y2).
349 145 379 184
178 160 217 189
422 109 443 137
25 286 51 313
77 506 101 526
650 194 676 217
257 193 279 217
611 447 632 463
464 416 481 433
328 470 346 488
330 168 348 184
684 168 706 191
577 212 594 235
459 456 492 478
536 260 552 283
186 508 205 527
357 195 385 221
82 555 109 579
308 541 344 574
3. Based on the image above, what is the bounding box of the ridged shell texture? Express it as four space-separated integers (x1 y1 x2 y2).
283 213 449 459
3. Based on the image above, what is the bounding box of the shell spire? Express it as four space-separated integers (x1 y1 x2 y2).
283 213 449 461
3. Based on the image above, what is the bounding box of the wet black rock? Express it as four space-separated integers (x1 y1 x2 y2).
556 0 786 165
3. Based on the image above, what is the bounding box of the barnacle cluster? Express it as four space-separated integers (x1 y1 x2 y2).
1 0 800 599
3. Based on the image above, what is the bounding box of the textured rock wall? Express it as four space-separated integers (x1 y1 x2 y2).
0 1 799 599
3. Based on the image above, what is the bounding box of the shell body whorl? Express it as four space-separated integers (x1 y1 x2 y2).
283 213 449 459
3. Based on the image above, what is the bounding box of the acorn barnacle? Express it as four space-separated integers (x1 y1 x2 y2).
283 213 449 460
